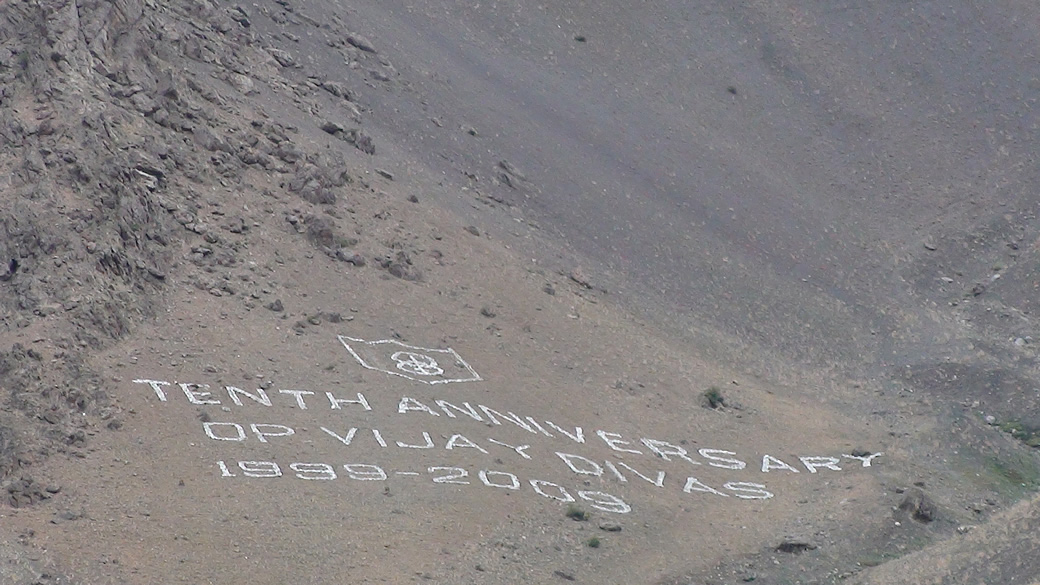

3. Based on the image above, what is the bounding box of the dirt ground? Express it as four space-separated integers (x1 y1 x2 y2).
2 1 1040 584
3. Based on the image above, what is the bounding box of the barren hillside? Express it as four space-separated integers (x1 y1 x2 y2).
2 1 1040 584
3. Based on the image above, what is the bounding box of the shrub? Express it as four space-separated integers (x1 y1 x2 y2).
565 503 589 521
704 386 725 409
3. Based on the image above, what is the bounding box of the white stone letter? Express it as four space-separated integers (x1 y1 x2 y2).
226 386 272 407
761 455 800 473
134 379 170 401
180 383 220 405
204 422 246 441
529 480 575 502
250 423 295 443
398 396 440 416
596 430 642 454
545 421 585 443
556 452 603 476
724 482 774 500
640 438 700 465
479 470 520 490
327 391 371 411
699 449 747 470
578 491 631 514
683 476 728 497
396 432 435 449
279 389 314 409
842 452 884 467
445 434 488 453
435 400 483 421
488 438 532 459
478 405 537 433
615 461 665 487
799 456 842 474
321 427 357 446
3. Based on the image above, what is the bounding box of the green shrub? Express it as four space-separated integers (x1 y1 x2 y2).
704 386 725 409
565 503 589 521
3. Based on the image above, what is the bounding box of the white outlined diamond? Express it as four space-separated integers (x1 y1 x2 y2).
338 335 482 384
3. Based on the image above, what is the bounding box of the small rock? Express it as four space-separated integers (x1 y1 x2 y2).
51 510 81 524
320 120 347 136
775 539 817 554
407 194 419 203
274 143 305 163
599 521 622 532
464 226 480 236
35 303 62 317
480 306 496 318
375 168 394 180
971 283 986 297
569 267 593 289
355 132 376 155
319 81 354 100
985 415 997 425
543 284 555 295
1014 337 1026 346
336 250 366 266
131 92 159 114
497 160 527 189
387 262 421 281
194 127 232 153
229 6 251 27
226 72 256 94
268 48 296 67
347 33 377 53
923 241 937 251
899 488 937 523
266 299 284 312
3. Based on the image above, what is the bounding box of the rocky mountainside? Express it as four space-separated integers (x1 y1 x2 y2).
0 0 386 490
2 1 1040 584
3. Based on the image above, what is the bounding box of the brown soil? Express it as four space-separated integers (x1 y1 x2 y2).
3 1 1040 584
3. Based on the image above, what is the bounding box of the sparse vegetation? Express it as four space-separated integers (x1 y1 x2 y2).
997 420 1040 448
585 537 601 548
703 386 725 409
981 454 1040 499
565 503 589 521
857 552 895 567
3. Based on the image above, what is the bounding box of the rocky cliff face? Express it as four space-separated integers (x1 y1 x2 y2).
0 0 381 495
4 2 1040 584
